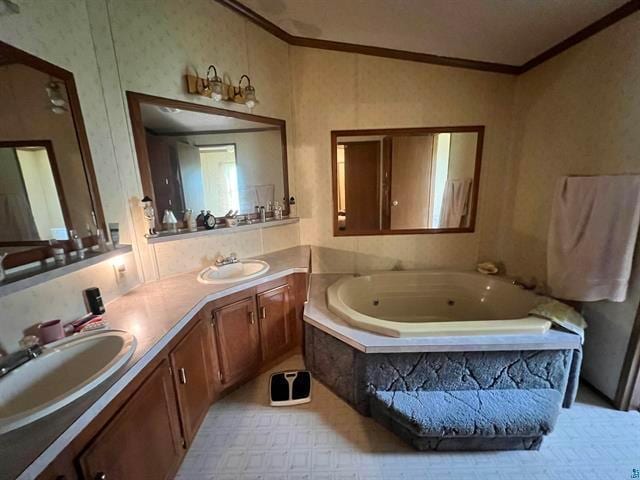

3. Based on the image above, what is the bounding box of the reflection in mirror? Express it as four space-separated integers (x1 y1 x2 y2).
129 93 289 232
0 40 106 270
0 143 68 241
332 127 483 235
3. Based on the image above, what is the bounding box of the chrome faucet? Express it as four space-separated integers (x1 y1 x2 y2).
0 344 43 378
215 252 239 267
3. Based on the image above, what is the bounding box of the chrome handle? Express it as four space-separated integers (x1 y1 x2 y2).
249 311 255 325
178 368 187 384
259 306 266 319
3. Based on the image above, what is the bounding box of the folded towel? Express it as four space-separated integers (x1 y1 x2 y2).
530 299 587 343
547 175 640 302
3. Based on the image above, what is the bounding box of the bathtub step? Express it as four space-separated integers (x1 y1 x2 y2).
370 388 562 451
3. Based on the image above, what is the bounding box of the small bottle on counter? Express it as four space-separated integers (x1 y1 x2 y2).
260 206 266 223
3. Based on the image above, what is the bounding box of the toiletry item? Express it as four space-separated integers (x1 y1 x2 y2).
19 335 40 349
204 210 216 230
0 252 7 282
96 228 109 252
39 319 65 344
85 287 105 315
274 201 283 220
52 247 66 265
255 205 260 215
183 209 197 232
163 209 178 233
109 223 120 248
80 320 109 332
67 313 102 333
77 248 86 260
260 206 266 222
289 196 297 217
196 210 206 227
70 229 84 255
141 196 158 237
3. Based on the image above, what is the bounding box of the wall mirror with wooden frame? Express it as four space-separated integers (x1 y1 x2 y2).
331 126 484 236
127 92 290 232
0 40 106 269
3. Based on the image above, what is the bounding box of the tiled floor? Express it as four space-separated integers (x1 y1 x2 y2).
177 355 640 480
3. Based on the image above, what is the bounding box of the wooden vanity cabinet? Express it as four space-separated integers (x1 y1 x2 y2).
78 359 183 480
257 283 294 363
212 296 261 387
40 273 308 480
169 317 216 445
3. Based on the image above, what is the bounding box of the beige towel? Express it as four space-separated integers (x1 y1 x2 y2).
530 298 587 343
440 178 472 228
547 175 640 302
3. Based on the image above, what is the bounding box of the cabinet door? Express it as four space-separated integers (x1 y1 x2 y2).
213 297 260 387
257 284 294 362
170 318 214 445
79 359 183 480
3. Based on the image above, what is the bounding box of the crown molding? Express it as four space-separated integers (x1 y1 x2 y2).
216 0 640 75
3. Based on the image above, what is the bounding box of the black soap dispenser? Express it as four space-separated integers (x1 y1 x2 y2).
85 287 105 315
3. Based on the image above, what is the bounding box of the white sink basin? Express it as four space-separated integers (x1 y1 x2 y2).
0 330 136 434
197 259 270 284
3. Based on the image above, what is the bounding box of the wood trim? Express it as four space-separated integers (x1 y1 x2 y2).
126 91 290 217
154 126 280 137
614 300 640 410
0 41 107 269
215 0 640 76
520 0 640 73
331 126 484 237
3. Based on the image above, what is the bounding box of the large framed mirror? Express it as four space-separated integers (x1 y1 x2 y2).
127 92 290 233
331 126 484 236
0 41 106 269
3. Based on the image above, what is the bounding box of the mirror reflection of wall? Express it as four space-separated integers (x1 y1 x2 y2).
334 127 483 235
0 60 100 245
137 99 288 228
0 145 67 241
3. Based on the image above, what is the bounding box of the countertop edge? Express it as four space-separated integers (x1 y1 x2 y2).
18 264 308 480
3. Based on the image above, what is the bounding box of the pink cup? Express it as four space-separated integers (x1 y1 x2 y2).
39 319 65 344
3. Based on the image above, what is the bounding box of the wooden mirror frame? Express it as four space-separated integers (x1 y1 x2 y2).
126 91 291 227
0 40 106 269
331 126 484 236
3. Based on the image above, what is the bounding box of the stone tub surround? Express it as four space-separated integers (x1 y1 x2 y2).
3 246 310 480
303 273 583 451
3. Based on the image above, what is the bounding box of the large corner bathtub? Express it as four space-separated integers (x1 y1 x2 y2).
326 271 551 337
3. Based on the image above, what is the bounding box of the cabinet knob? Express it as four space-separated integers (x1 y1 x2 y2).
95 473 107 480
178 367 187 384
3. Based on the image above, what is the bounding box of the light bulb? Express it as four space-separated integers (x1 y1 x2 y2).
211 76 223 102
243 84 256 108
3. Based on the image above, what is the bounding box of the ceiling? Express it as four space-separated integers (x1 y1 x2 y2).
238 0 629 65
140 103 275 134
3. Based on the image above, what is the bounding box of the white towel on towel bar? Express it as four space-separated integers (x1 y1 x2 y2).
547 175 640 302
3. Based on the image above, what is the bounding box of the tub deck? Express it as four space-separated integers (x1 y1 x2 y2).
304 274 582 353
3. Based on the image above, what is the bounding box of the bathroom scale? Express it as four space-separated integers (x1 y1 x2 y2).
269 370 312 406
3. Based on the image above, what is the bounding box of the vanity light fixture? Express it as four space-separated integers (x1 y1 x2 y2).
184 68 257 109
46 81 68 114
234 74 257 108
204 64 224 102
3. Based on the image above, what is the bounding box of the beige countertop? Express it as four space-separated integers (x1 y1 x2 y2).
2 246 310 480
304 273 582 354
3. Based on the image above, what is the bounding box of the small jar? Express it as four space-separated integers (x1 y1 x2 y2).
52 247 66 265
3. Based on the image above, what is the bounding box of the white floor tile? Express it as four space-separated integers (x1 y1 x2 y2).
177 355 640 480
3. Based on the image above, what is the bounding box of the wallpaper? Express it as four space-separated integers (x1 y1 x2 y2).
290 47 516 273
499 13 640 399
